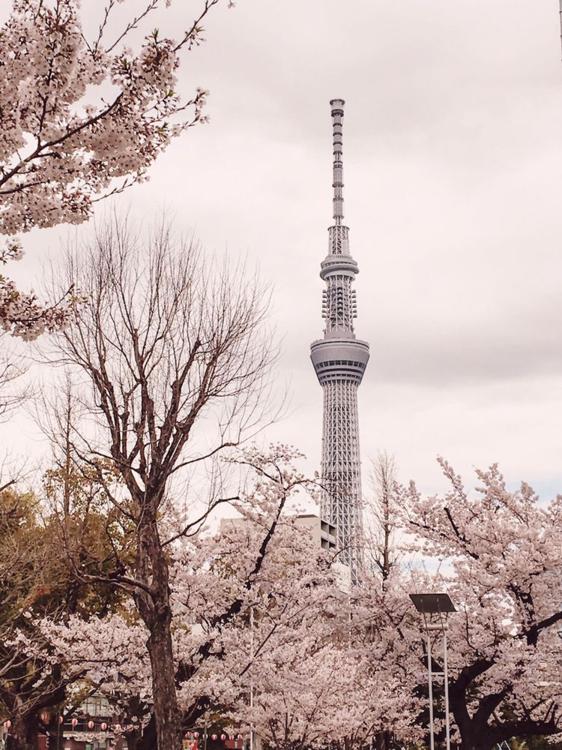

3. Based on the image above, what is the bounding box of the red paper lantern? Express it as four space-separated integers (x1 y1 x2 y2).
71 718 78 728
194 732 200 738
3 720 11 730
211 734 217 741
101 722 108 731
221 734 226 741
40 711 49 723
58 716 64 725
87 720 95 730
237 734 243 740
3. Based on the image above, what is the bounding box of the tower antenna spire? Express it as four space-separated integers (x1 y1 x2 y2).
330 98 345 225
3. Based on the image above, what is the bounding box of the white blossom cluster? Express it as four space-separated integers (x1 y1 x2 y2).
0 0 224 338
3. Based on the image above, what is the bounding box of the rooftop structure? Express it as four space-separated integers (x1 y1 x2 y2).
220 513 350 591
292 514 337 551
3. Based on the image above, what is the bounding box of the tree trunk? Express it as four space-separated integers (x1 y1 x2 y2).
135 516 182 750
454 712 496 750
147 613 182 750
374 730 393 750
10 714 35 750
459 733 494 750
135 714 157 750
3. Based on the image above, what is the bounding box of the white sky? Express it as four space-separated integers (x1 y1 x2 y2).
4 0 562 501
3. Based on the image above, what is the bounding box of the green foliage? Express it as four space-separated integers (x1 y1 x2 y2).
0 462 135 730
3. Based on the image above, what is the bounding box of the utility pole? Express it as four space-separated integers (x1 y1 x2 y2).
249 606 255 750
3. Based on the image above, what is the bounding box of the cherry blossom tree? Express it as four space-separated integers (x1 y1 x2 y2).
171 447 322 743
195 512 415 750
9 424 561 750
24 446 327 748
231 627 413 750
33 452 417 750
174 505 351 747
361 460 562 750
30 610 150 747
0 0 229 339
0 474 126 750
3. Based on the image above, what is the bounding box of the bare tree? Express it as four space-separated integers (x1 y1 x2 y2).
0 337 31 507
0 348 24 422
367 452 398 585
44 214 275 750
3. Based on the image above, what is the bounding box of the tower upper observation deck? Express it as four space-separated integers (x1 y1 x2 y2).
311 99 369 386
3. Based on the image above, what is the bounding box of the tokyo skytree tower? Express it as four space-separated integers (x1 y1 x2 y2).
310 99 370 580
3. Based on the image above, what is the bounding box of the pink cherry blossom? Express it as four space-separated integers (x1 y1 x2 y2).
0 0 228 338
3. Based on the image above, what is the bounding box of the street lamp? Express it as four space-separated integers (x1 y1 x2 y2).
409 593 456 750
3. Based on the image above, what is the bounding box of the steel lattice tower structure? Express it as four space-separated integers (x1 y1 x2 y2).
310 99 370 581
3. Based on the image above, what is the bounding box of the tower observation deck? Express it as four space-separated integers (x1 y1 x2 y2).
310 99 369 581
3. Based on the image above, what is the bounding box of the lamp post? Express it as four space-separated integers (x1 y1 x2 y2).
250 606 255 750
410 593 456 750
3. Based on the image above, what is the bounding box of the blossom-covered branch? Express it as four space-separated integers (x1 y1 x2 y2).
0 0 230 338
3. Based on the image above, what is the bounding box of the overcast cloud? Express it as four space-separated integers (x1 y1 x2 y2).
5 0 562 498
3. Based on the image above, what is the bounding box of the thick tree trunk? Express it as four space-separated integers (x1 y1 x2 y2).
458 730 491 750
453 704 507 750
10 714 35 750
147 614 182 750
453 710 491 750
450 684 491 750
374 730 393 750
452 694 562 750
135 515 182 750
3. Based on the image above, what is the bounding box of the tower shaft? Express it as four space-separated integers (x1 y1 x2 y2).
321 381 363 574
310 99 369 581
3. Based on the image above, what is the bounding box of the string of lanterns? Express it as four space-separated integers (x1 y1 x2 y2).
2 719 248 741
2 717 109 732
184 733 247 741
